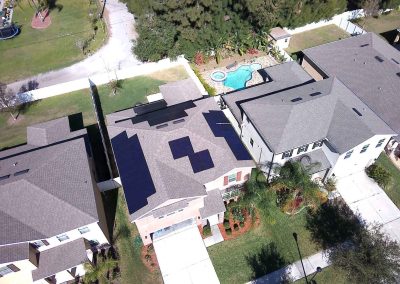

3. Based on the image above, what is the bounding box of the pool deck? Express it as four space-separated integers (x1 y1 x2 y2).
201 55 278 95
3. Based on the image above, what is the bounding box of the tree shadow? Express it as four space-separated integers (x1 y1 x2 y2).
246 242 289 279
306 199 364 249
18 80 39 93
48 0 63 12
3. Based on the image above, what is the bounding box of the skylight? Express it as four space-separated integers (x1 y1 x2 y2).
352 108 362 116
374 56 384 63
291 97 303 102
397 72 400 78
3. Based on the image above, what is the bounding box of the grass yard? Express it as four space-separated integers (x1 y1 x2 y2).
358 10 400 34
112 188 162 284
0 66 188 150
0 0 107 83
208 201 319 283
285 25 350 54
293 266 348 283
376 153 400 208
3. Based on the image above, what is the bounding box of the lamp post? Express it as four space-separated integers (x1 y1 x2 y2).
293 233 322 283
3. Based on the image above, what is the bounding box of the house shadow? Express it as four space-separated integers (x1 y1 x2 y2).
306 199 364 249
246 242 289 280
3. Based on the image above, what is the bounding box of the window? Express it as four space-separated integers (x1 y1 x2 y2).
312 140 323 149
56 234 69 242
282 150 293 159
360 144 370 153
88 239 99 247
250 138 254 147
376 139 385 148
0 266 13 277
78 227 90 234
285 38 288 42
344 150 353 159
32 240 48 248
297 145 309 154
228 174 236 183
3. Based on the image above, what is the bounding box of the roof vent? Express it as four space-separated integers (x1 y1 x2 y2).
291 97 303 102
309 92 322 97
156 123 168 129
14 169 29 176
173 119 185 124
360 43 369 47
375 56 384 63
352 108 362 116
392 58 400 64
0 175 10 181
396 72 400 78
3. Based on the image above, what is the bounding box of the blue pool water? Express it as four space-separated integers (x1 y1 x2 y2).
224 63 262 90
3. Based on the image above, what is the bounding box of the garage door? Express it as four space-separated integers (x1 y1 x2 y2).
153 220 220 284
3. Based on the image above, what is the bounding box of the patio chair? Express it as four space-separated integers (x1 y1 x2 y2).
226 61 237 69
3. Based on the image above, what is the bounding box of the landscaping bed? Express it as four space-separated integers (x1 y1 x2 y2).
140 244 159 272
218 206 260 240
375 153 400 208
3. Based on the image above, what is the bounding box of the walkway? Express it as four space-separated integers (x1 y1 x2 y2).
247 250 330 284
8 0 140 92
203 225 224 247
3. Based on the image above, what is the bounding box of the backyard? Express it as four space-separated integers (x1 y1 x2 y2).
376 153 400 208
0 0 107 83
0 66 188 149
357 10 400 34
285 25 350 54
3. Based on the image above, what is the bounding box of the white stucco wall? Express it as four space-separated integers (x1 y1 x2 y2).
204 166 254 191
329 135 393 177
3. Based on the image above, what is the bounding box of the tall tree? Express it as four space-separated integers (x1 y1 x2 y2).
328 225 400 283
0 83 23 120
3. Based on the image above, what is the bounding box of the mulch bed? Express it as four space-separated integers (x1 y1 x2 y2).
218 209 260 241
31 10 52 29
140 244 159 272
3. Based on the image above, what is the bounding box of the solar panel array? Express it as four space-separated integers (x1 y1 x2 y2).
168 136 214 173
203 110 252 161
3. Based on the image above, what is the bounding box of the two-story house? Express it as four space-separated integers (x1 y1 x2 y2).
0 117 109 284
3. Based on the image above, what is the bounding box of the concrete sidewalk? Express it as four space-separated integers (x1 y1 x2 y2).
247 250 330 284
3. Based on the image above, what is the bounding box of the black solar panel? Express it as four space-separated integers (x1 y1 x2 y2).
189 150 214 173
133 100 167 115
203 111 252 161
111 132 156 214
169 136 194 159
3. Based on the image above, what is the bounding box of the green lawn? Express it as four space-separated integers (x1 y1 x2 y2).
208 200 319 283
358 10 400 34
0 0 107 83
285 25 350 54
0 66 188 150
293 266 348 284
376 153 400 208
112 188 162 284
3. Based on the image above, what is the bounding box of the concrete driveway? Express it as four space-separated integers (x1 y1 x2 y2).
336 171 400 243
153 220 220 284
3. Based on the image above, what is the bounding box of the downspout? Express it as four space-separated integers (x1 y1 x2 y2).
266 153 275 183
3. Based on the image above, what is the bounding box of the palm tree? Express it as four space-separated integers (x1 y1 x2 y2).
83 257 118 284
270 161 326 214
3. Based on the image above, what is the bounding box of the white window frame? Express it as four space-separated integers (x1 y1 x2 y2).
78 227 90 234
228 174 236 183
360 144 370 153
297 144 309 154
0 266 13 277
282 150 293 159
376 139 385 148
56 233 69 242
344 150 353 159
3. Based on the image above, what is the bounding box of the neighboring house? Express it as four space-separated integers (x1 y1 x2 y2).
222 60 396 180
107 93 254 245
0 117 109 284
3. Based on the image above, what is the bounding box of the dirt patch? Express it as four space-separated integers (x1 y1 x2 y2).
7 114 25 126
140 244 159 272
218 209 260 241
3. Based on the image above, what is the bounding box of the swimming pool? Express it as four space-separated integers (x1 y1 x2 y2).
224 63 262 90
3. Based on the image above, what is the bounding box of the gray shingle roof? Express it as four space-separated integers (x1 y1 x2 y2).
0 243 30 264
241 77 395 154
222 61 313 123
200 189 226 218
107 97 254 220
160 78 204 106
32 238 87 281
294 149 332 174
0 118 99 246
303 32 400 134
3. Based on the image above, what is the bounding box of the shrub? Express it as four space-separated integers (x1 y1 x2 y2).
194 51 205 65
144 254 151 262
324 177 337 192
192 67 217 96
223 220 231 230
232 207 245 223
224 210 230 220
225 228 232 235
234 223 240 231
366 164 392 188
203 225 212 237
239 221 245 227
